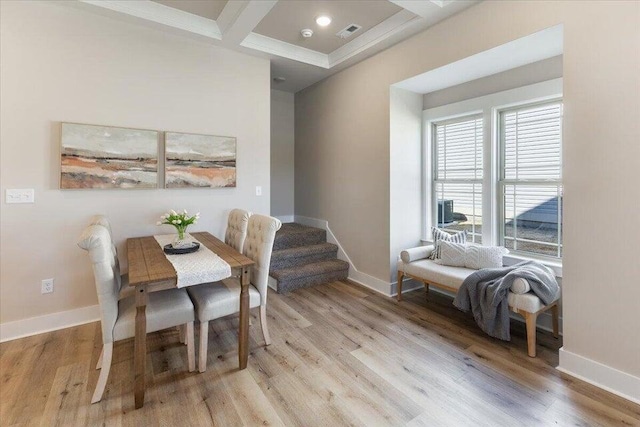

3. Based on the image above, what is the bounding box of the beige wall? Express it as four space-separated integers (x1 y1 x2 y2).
0 1 271 323
270 90 295 218
423 55 563 109
389 87 423 288
295 0 640 378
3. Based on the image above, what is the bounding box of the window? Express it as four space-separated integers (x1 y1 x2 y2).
433 115 483 243
499 101 563 258
424 79 563 263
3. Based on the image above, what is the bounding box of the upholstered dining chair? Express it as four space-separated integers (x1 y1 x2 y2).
224 209 251 252
187 214 282 372
78 216 196 404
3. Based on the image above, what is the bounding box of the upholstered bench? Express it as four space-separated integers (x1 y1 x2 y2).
397 245 560 357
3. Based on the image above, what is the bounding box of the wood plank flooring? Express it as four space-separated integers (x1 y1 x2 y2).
1 280 638 426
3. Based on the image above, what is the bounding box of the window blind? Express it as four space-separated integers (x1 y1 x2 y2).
433 115 483 242
500 101 563 258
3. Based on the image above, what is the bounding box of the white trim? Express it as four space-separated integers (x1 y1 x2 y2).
558 348 640 405
221 1 278 45
294 215 393 295
0 305 100 343
79 0 222 40
241 33 330 69
395 25 563 93
328 10 421 68
391 0 455 14
274 215 294 224
216 0 248 35
422 79 564 274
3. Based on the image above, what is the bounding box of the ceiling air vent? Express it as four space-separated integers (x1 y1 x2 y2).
336 24 362 39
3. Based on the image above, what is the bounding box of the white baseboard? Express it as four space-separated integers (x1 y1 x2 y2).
0 305 100 343
294 215 393 296
558 348 640 405
268 275 278 291
274 215 295 223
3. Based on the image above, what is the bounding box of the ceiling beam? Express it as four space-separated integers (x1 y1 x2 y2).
218 0 278 46
329 10 421 68
389 0 448 18
79 0 222 40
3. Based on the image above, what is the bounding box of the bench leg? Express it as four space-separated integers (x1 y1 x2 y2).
551 304 559 338
424 282 429 294
524 311 538 357
397 271 404 301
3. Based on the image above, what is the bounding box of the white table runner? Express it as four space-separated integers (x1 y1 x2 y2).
154 234 232 288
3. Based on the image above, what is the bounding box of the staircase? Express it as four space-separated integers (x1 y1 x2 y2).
269 223 349 293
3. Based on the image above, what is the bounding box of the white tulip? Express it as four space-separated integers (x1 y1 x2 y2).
156 221 162 225
176 219 182 224
183 209 188 214
170 209 177 215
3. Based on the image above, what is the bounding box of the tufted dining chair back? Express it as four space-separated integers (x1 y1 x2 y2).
77 222 120 344
225 209 252 253
243 214 282 305
88 215 124 290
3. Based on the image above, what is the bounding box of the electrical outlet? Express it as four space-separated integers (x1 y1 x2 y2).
41 278 54 294
6 189 35 204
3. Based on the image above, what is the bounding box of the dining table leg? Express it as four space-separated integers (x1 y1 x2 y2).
134 285 148 409
238 267 250 370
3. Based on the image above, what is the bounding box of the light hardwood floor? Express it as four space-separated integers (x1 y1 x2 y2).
1 280 638 426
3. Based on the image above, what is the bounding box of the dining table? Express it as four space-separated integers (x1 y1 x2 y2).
126 231 255 409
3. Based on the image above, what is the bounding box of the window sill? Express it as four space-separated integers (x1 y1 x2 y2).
420 239 563 278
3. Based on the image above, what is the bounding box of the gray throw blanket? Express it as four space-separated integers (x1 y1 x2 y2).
453 261 560 341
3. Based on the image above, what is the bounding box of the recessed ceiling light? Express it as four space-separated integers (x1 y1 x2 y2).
315 15 332 27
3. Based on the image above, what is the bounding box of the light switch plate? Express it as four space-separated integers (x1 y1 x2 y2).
6 189 35 204
255 186 262 196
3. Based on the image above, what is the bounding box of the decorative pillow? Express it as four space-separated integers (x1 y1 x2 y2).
465 245 509 269
438 241 467 267
429 227 467 260
510 277 531 294
400 246 434 263
438 241 508 270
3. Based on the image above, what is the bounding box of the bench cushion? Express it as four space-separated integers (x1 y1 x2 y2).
401 259 472 290
399 259 552 313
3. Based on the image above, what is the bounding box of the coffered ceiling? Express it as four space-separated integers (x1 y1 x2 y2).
152 0 228 20
78 0 479 92
254 1 403 54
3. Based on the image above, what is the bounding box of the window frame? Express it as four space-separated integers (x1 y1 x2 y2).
497 98 564 261
422 79 563 275
431 113 484 243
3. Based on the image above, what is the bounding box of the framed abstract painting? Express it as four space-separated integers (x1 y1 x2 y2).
164 132 237 188
60 122 159 189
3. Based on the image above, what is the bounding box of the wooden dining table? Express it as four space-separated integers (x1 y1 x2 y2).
126 231 255 409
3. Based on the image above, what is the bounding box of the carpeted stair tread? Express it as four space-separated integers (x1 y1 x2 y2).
269 223 349 293
270 243 338 270
270 259 349 281
272 223 326 250
276 269 349 294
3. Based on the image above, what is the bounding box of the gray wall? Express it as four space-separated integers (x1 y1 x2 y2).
0 1 271 323
270 90 295 218
295 0 640 379
423 55 563 109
